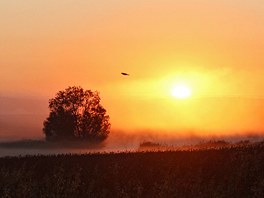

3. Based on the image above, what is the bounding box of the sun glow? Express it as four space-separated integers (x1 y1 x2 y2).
171 84 192 99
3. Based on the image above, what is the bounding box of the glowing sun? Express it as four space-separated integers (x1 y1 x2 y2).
171 84 192 99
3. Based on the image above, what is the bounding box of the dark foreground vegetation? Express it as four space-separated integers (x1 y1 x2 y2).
1 142 264 198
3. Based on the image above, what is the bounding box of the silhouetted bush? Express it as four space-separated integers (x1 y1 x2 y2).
138 141 167 151
43 86 110 142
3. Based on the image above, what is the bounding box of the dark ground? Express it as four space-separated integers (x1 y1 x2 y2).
0 142 264 198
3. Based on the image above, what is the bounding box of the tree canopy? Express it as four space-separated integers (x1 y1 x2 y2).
43 86 110 142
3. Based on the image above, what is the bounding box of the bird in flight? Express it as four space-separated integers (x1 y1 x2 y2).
121 72 129 76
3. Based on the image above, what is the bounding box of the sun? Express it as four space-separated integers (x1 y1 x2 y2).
171 84 192 99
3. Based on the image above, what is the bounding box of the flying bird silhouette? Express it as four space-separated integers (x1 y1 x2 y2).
121 72 129 76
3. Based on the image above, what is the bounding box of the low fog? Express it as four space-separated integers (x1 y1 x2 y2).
1 96 264 157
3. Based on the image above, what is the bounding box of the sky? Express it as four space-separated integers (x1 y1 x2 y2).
1 0 264 139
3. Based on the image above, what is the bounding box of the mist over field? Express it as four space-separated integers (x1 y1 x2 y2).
1 94 264 157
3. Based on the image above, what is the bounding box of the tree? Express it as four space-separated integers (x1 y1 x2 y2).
43 86 110 142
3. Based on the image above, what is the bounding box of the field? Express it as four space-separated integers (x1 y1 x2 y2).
0 142 264 198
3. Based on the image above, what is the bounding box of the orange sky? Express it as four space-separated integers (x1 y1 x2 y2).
1 0 264 137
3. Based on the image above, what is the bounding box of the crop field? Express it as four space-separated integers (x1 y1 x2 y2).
0 142 264 198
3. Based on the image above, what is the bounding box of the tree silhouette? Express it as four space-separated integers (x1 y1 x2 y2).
43 86 110 142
